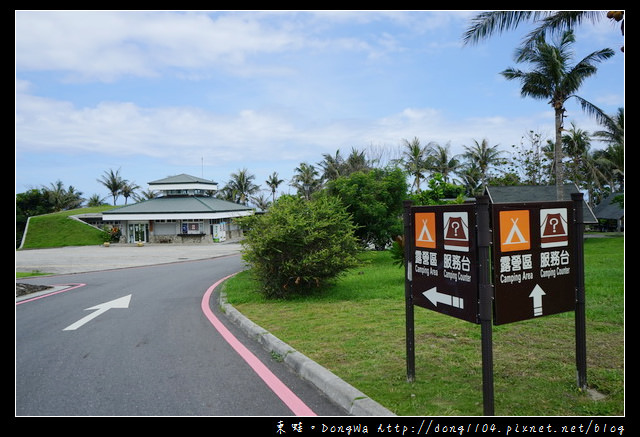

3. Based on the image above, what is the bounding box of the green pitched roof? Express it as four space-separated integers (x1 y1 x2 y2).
103 196 251 215
593 193 624 220
485 184 597 223
148 173 217 185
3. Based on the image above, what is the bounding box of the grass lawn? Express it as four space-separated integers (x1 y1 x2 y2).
222 236 624 416
20 206 114 249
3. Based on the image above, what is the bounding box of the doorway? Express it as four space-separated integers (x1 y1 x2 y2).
128 222 149 243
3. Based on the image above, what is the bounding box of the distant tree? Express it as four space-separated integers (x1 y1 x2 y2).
86 194 107 207
98 168 126 205
134 189 159 202
461 139 504 192
250 193 271 211
265 172 284 203
42 180 83 211
290 162 322 200
428 142 460 183
326 167 408 249
400 137 432 193
120 181 140 205
225 168 259 205
500 30 614 199
16 189 54 247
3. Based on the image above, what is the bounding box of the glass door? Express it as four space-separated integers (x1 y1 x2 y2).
128 222 149 243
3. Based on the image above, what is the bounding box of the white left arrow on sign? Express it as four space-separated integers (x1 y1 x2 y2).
63 294 132 331
422 287 464 309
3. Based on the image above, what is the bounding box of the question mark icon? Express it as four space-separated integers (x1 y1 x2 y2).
451 221 459 236
550 217 558 233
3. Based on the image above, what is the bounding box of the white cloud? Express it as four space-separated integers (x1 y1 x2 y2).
15 11 306 81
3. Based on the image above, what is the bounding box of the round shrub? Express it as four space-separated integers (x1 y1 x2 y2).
238 194 359 298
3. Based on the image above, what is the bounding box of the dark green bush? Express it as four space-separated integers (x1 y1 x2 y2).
237 194 359 298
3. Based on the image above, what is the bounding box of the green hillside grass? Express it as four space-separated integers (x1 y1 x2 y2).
20 206 115 249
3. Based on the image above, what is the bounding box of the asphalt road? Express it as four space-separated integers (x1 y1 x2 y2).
15 248 348 416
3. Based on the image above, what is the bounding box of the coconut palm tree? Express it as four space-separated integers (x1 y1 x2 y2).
463 11 624 52
265 172 284 203
120 181 140 205
500 30 614 199
428 142 460 183
98 168 126 205
461 139 503 192
319 150 345 182
401 137 431 193
42 180 84 211
226 168 259 205
593 107 624 148
290 162 321 200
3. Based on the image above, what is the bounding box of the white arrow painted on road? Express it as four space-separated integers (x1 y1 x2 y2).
529 284 546 316
63 294 132 331
422 287 464 309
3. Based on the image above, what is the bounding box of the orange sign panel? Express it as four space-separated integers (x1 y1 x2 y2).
499 210 530 252
415 212 436 248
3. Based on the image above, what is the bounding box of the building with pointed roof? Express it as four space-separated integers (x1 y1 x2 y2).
102 174 253 244
592 192 624 231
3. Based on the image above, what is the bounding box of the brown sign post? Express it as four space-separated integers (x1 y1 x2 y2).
491 201 576 325
404 194 587 415
410 203 479 323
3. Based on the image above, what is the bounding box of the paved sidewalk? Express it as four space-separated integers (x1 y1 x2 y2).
15 242 242 275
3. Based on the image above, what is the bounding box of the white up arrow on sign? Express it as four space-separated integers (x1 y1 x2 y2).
529 284 546 317
63 294 132 331
422 287 464 309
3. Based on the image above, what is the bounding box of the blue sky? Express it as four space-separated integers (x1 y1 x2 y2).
15 10 624 205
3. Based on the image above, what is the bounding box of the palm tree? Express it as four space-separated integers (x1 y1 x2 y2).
463 11 624 52
43 180 84 211
593 107 624 148
319 150 345 182
226 168 259 205
86 193 107 207
265 172 284 203
401 137 431 192
344 147 371 174
461 139 504 192
120 181 140 205
250 193 271 211
429 143 460 183
500 30 614 199
290 162 321 200
133 189 159 202
98 168 126 205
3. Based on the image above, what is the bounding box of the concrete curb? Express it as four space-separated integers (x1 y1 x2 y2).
218 292 395 416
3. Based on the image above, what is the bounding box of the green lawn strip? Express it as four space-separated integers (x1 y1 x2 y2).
20 206 114 249
222 237 624 416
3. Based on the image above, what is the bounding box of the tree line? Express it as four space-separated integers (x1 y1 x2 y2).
17 11 624 250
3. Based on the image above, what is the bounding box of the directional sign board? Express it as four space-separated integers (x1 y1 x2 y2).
411 204 479 323
491 201 576 325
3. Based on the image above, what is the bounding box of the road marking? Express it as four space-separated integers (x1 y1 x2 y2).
202 274 316 416
63 294 131 331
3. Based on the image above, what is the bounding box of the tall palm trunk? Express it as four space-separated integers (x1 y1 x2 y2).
554 105 565 200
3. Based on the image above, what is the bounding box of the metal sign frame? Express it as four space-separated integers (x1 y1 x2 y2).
491 201 576 325
403 194 587 415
